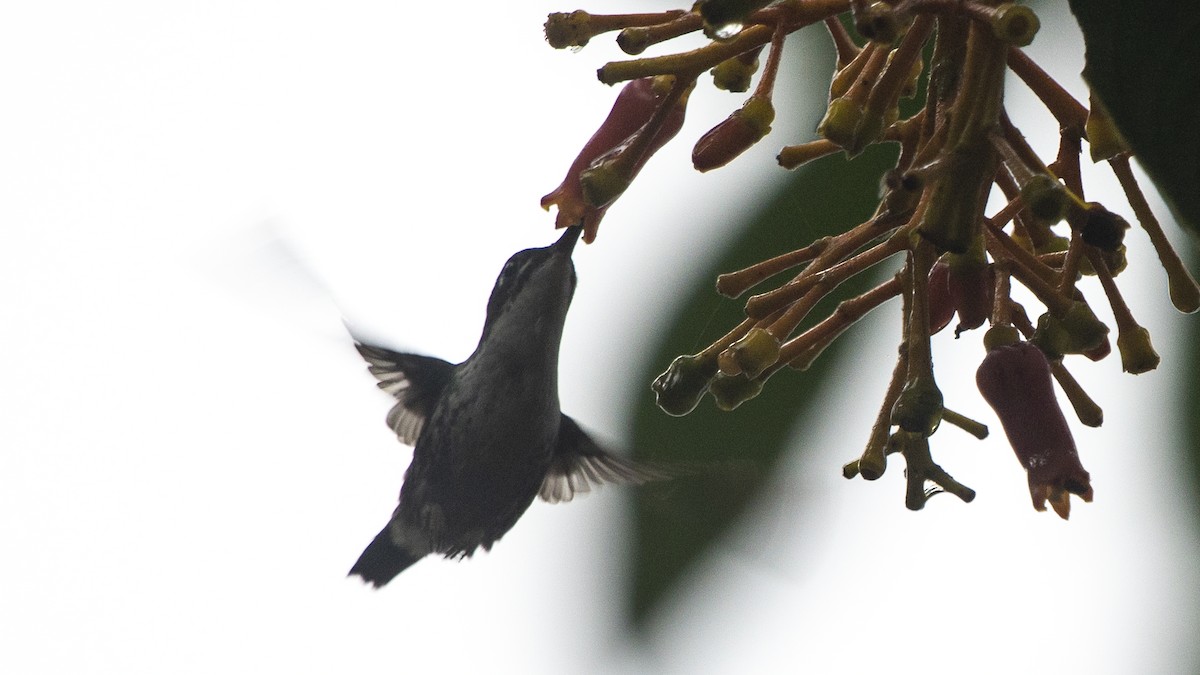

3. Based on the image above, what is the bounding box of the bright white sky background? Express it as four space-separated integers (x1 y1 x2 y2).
1 2 1197 673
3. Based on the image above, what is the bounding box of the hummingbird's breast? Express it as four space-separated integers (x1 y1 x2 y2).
397 355 561 556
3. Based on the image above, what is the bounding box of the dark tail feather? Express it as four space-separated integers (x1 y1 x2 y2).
348 525 422 588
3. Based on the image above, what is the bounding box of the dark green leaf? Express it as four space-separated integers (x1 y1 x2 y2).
1067 0 1200 239
627 145 899 625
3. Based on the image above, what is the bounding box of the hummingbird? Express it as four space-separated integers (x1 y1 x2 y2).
349 226 660 587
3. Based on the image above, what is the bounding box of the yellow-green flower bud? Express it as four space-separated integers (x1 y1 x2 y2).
616 27 652 56
708 372 765 411
544 11 595 49
990 3 1040 47
817 97 865 150
778 140 839 170
1020 174 1070 224
652 353 719 417
1060 302 1110 353
721 328 781 379
983 325 1021 351
1030 312 1071 359
1032 302 1110 356
1080 244 1127 277
1116 326 1160 374
711 49 761 93
855 2 903 44
1086 95 1129 162
890 375 944 436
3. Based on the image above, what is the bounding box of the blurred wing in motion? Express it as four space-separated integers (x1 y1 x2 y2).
539 415 672 504
354 342 455 446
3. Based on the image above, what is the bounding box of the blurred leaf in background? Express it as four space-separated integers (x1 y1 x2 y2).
628 143 901 624
1067 0 1200 238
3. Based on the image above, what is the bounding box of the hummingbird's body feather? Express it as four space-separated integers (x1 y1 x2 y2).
349 227 662 588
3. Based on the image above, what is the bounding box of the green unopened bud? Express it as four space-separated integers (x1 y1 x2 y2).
1117 325 1160 374
720 328 781 379
545 11 596 49
817 97 865 151
1020 174 1070 224
711 50 761 92
855 2 903 44
1061 302 1111 353
741 96 775 132
1029 313 1069 359
983 325 1021 351
777 140 840 170
1086 95 1129 162
652 353 719 417
616 27 652 55
708 372 765 411
990 3 1040 47
1080 244 1127 277
890 375 944 436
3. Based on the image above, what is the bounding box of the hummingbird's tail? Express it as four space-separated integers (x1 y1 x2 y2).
348 525 422 588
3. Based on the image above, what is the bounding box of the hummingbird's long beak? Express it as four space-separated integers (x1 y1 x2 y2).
553 226 583 255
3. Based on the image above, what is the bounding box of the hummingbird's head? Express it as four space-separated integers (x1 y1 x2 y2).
479 226 582 348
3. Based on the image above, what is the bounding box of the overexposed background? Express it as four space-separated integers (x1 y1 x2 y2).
0 2 1197 673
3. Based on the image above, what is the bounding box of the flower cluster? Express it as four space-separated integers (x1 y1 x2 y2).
543 0 1199 518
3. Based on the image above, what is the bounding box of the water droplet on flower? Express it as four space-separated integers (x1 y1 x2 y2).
711 22 743 40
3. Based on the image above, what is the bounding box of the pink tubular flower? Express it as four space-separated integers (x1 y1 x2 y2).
691 95 774 173
927 259 992 337
927 260 955 334
541 76 689 243
975 340 1094 519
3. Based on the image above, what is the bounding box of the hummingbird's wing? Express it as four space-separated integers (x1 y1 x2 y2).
539 415 671 504
354 342 454 446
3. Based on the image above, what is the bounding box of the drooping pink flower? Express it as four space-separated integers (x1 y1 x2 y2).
975 340 1093 519
927 260 955 334
927 259 992 337
541 77 688 243
691 96 774 173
